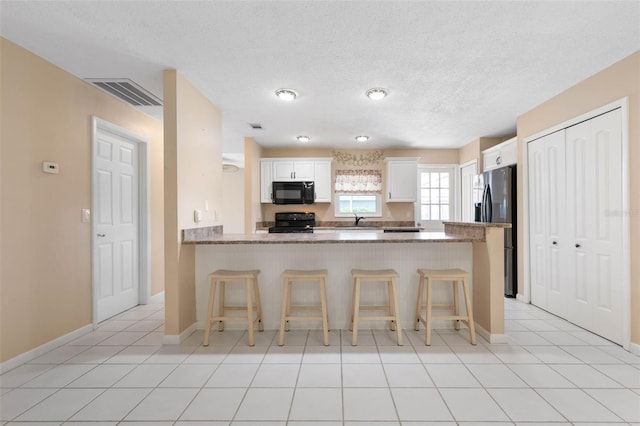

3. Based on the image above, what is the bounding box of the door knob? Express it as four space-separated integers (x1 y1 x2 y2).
97 233 106 237
552 241 557 245
575 243 581 248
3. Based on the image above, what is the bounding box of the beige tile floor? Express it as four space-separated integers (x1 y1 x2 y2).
1 297 639 425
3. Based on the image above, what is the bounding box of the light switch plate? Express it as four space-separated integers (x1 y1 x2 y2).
194 209 202 223
81 209 91 223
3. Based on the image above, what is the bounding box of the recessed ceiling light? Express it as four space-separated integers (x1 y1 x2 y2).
355 135 369 142
366 88 388 100
297 135 311 142
275 88 298 101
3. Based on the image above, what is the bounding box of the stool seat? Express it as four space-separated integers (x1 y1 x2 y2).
279 269 329 346
204 269 263 347
415 268 476 345
350 268 402 346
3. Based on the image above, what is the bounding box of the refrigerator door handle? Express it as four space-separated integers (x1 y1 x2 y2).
481 184 492 222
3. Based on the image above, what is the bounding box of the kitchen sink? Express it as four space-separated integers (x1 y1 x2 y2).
334 226 381 230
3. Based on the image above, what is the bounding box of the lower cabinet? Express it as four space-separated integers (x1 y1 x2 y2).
528 108 624 344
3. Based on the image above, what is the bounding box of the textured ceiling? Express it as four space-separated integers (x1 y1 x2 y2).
1 1 639 154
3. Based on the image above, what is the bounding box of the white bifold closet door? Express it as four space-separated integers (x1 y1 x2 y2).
528 108 623 344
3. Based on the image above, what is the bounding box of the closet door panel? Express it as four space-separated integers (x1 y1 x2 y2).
545 132 568 317
590 110 623 343
528 138 548 309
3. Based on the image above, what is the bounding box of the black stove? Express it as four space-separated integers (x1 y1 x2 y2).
268 212 315 233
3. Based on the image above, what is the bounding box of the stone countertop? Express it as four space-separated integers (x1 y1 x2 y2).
443 221 512 228
183 231 474 245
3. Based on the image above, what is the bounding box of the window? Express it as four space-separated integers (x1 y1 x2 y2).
416 166 457 230
334 194 381 217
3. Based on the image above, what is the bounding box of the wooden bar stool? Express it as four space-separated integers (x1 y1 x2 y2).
415 268 476 345
203 269 263 347
350 268 402 346
279 269 330 346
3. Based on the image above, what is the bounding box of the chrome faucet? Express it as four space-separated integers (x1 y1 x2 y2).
354 213 365 226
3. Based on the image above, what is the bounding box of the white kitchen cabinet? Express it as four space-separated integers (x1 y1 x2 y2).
260 158 332 203
260 159 274 203
527 108 623 344
272 159 314 181
483 137 517 171
386 157 418 202
313 159 332 203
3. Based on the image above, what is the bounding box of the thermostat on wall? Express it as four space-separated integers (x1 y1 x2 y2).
42 161 59 174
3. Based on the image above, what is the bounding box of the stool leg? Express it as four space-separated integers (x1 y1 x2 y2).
351 278 361 346
415 275 424 331
390 277 403 346
462 277 477 345
278 278 290 346
246 278 255 346
203 279 217 346
349 276 357 332
453 279 461 331
218 281 225 332
425 278 433 345
253 276 264 331
284 279 292 332
320 277 329 346
387 281 396 331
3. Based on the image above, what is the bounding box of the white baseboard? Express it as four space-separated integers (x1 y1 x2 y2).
629 341 640 356
474 322 508 344
163 322 197 345
0 324 94 374
516 293 529 303
149 291 165 305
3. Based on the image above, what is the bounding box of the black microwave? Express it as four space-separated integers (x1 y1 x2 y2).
272 181 315 204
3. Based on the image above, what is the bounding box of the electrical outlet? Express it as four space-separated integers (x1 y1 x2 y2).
42 161 59 174
194 209 202 223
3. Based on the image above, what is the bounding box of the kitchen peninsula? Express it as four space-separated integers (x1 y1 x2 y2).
185 222 510 343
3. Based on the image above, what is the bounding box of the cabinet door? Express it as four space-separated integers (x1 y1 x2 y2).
387 160 417 202
273 160 295 181
260 160 273 203
313 160 332 202
292 161 314 180
483 149 502 171
565 109 623 343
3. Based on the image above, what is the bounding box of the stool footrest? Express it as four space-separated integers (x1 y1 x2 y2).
358 315 398 321
285 316 323 321
289 305 322 311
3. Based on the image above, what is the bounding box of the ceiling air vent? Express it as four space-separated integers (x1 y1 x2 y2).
249 123 263 129
86 78 162 106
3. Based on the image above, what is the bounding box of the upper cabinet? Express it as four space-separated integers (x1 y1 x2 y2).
386 157 418 202
260 158 332 203
272 159 314 181
313 160 332 203
482 137 517 171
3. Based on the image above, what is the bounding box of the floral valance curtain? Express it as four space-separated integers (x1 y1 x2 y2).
334 170 382 193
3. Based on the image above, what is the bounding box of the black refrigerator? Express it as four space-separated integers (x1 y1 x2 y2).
481 165 517 297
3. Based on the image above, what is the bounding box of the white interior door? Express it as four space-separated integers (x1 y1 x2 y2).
565 109 623 343
460 161 477 222
93 129 139 322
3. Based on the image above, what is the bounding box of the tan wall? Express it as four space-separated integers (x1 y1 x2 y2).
244 137 263 233
222 168 245 233
259 147 459 223
458 137 506 171
0 38 165 362
163 70 222 335
517 51 640 345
